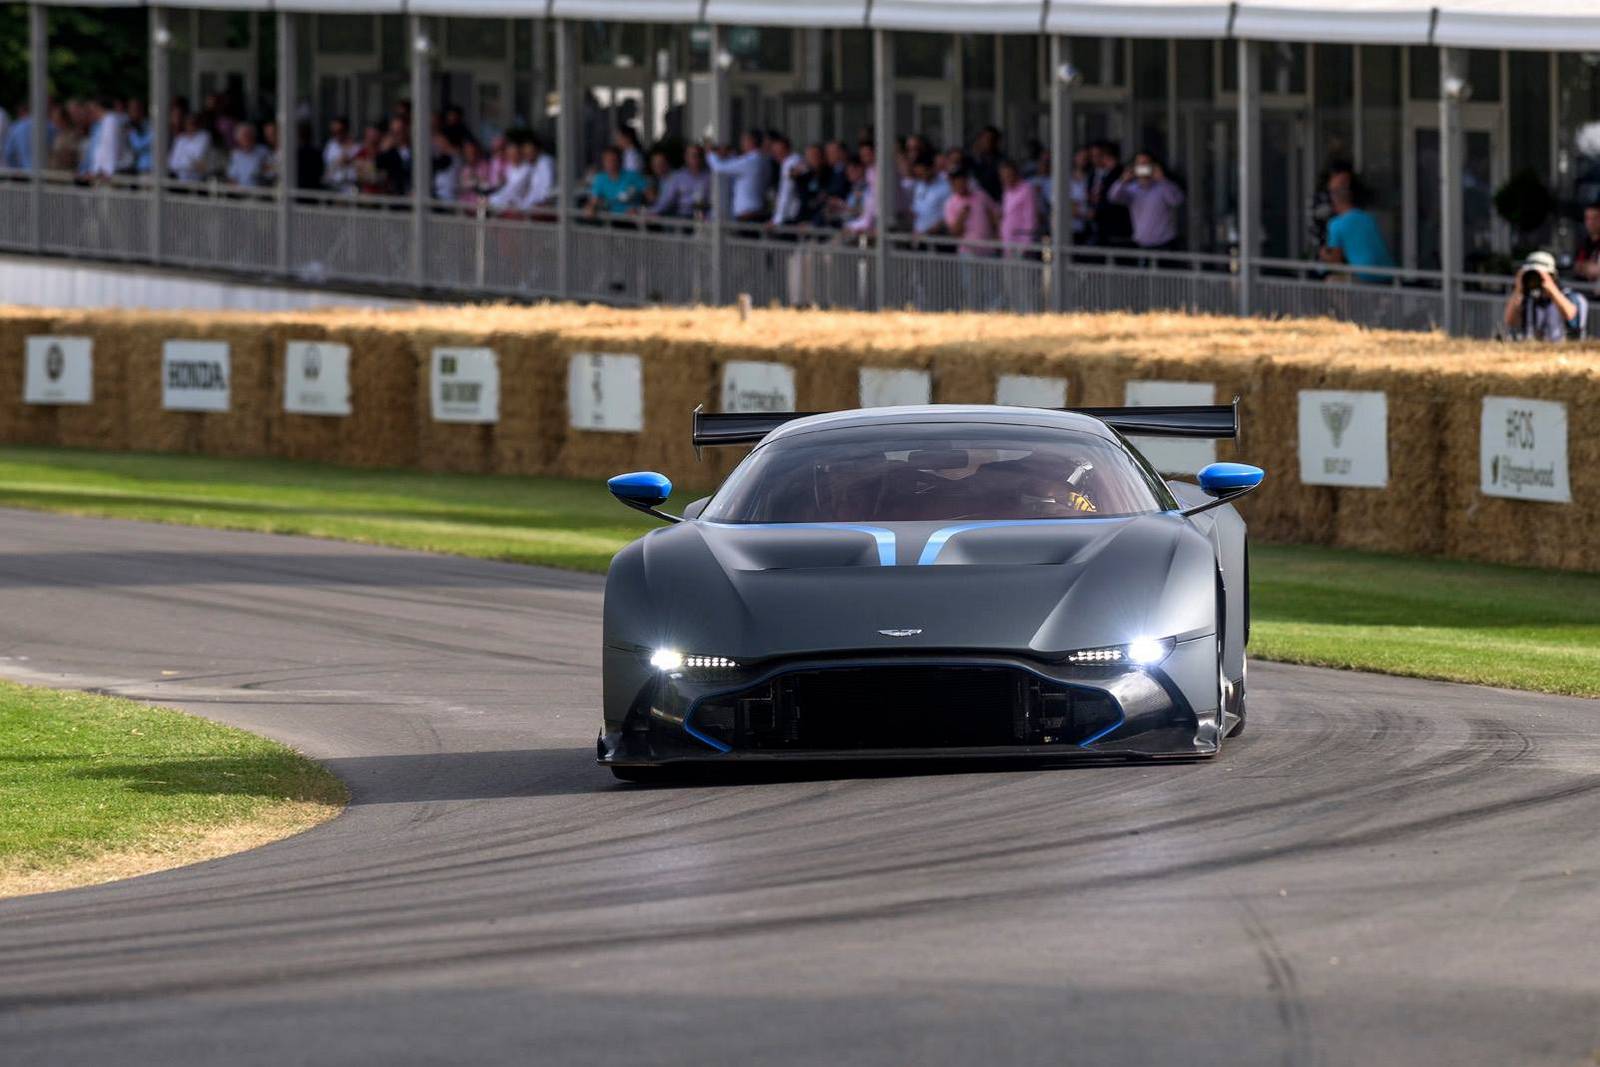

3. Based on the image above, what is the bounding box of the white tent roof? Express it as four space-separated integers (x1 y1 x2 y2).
30 0 1600 50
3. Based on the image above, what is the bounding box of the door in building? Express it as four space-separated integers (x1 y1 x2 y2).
1406 117 1500 271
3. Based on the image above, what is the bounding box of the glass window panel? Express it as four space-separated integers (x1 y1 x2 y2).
380 15 406 75
1259 42 1303 96
1132 39 1166 103
894 32 947 81
317 15 375 57
1410 46 1438 101
1070 37 1123 89
447 19 508 61
1175 40 1211 104
961 34 995 90
1466 48 1499 103
1360 46 1403 257
1315 44 1354 168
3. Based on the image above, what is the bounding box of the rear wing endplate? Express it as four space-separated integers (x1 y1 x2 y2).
691 398 1238 449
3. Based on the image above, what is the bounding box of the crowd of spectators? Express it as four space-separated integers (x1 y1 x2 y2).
0 90 1594 338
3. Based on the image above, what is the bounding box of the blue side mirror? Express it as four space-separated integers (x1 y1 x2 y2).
608 471 673 508
1196 462 1265 498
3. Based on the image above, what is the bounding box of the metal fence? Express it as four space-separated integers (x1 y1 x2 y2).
0 172 1587 340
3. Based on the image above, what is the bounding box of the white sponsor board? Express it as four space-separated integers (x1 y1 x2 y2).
23 336 92 405
162 340 231 412
1480 396 1570 503
859 367 931 407
431 347 500 424
1125 380 1215 475
283 341 352 416
720 360 795 413
568 352 643 432
1297 390 1388 488
995 374 1067 408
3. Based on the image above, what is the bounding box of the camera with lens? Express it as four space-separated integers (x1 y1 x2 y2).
1521 268 1546 297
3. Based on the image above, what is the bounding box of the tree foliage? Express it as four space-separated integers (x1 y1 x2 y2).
0 6 149 112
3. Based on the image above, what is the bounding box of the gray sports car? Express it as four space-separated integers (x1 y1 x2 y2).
597 403 1263 781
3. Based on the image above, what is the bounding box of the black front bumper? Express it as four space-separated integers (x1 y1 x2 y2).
600 649 1219 766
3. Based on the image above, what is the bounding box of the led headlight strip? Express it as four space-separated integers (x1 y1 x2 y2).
649 649 740 671
1065 637 1173 666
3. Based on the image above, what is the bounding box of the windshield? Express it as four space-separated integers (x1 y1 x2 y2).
704 423 1171 524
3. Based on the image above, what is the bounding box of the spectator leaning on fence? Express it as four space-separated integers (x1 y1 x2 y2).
769 133 806 228
908 151 950 241
1504 250 1587 342
1572 202 1600 282
1319 185 1394 283
999 159 1039 253
585 145 647 217
169 111 213 182
84 97 131 179
707 130 770 223
944 166 1000 257
651 144 711 220
226 122 272 187
323 117 359 194
1106 151 1184 252
2 103 41 171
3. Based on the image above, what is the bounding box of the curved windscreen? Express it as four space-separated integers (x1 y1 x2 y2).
704 423 1171 524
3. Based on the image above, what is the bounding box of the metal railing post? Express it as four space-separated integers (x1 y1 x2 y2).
409 15 431 290
275 10 295 278
150 7 169 265
710 25 730 306
1236 38 1260 318
1439 46 1463 336
28 3 46 253
1049 35 1074 313
872 28 891 311
555 18 577 300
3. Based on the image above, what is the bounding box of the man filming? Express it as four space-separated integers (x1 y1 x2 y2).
1503 251 1586 342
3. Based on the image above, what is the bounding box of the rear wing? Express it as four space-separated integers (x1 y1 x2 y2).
691 399 1238 449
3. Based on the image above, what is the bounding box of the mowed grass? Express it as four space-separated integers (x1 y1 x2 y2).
0 445 656 573
0 446 1595 698
0 681 345 896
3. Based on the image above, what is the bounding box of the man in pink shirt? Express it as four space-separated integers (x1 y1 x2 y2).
943 167 1000 257
998 159 1039 255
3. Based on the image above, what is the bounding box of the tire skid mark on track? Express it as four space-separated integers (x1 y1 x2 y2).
1233 894 1319 1067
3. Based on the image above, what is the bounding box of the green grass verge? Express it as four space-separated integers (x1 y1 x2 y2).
0 446 1595 698
0 680 346 895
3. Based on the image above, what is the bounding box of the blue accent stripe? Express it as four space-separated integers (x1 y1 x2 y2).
682 714 733 753
702 521 897 566
1077 710 1127 749
917 517 1125 566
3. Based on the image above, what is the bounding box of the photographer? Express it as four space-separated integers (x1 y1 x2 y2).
1503 251 1587 343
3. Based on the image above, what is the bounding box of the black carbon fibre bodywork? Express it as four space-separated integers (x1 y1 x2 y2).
599 406 1251 770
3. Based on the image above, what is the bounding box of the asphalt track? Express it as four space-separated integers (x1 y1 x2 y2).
0 510 1597 1067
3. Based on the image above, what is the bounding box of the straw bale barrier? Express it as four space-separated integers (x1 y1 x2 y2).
1 303 1597 571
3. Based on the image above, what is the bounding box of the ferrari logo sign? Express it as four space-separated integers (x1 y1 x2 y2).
284 341 352 416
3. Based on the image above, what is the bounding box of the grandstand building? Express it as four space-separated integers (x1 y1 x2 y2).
3 1 1598 335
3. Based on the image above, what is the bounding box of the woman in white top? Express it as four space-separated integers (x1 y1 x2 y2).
321 117 359 194
168 112 215 183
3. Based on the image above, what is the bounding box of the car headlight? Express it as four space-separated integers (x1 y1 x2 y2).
648 649 740 672
1065 636 1174 667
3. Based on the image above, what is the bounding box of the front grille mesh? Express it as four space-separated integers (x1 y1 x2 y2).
689 665 1119 752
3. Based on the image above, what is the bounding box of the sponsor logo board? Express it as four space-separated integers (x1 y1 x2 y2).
720 360 795 413
23 336 92 405
1480 396 1570 503
431 347 500 424
1125 380 1215 475
1297 389 1388 488
995 374 1067 408
284 341 352 416
859 367 931 407
568 352 643 432
162 340 231 412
